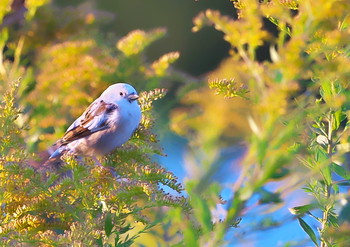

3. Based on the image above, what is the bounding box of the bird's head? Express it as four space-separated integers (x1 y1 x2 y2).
102 83 140 105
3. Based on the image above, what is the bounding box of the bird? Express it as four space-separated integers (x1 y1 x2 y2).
45 83 142 166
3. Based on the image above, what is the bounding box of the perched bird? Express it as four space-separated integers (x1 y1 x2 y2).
46 83 142 165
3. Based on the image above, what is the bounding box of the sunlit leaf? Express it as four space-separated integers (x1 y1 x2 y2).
117 28 166 56
333 109 346 131
151 51 180 76
289 204 317 216
297 217 319 247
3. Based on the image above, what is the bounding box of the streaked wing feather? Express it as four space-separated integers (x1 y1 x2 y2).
59 100 118 145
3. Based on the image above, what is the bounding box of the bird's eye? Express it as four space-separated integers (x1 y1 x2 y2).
119 92 123 96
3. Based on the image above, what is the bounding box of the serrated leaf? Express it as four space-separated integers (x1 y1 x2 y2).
297 217 319 247
105 212 113 237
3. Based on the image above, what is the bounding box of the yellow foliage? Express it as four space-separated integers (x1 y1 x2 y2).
194 9 269 50
0 0 11 22
25 39 118 147
117 28 166 56
26 0 50 20
151 51 180 76
171 86 250 148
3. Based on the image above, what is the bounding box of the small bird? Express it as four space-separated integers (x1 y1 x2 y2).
46 83 142 165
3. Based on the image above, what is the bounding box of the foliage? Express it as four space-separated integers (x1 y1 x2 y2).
0 83 186 246
0 1 185 246
24 26 180 151
1 0 350 246
167 0 350 246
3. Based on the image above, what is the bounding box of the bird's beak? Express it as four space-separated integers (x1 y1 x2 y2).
128 93 139 102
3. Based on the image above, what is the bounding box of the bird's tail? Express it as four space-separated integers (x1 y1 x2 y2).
40 145 67 171
26 144 64 172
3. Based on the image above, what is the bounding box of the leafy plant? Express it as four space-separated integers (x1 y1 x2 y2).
0 1 186 246
1 0 350 246
167 0 350 246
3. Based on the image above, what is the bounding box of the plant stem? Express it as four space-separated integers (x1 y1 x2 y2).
237 46 264 91
320 112 333 247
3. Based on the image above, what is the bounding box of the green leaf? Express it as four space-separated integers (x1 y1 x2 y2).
119 224 133 234
333 110 346 131
105 212 113 237
331 163 350 180
270 167 290 179
274 70 283 83
183 226 199 247
328 214 339 228
257 188 282 204
185 181 217 240
95 238 103 247
315 146 328 163
339 201 350 223
320 82 332 104
289 204 316 216
333 183 339 194
322 165 332 186
192 193 212 234
297 217 319 247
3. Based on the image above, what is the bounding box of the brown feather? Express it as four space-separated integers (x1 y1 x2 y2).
61 126 93 144
58 100 118 146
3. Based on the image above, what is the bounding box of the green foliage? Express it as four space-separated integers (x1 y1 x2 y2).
24 26 179 150
0 1 181 152
0 81 24 155
0 83 185 246
297 217 319 247
0 1 185 246
0 1 12 22
1 0 350 246
166 0 350 246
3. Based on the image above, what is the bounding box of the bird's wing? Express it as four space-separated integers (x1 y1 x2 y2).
59 99 118 146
